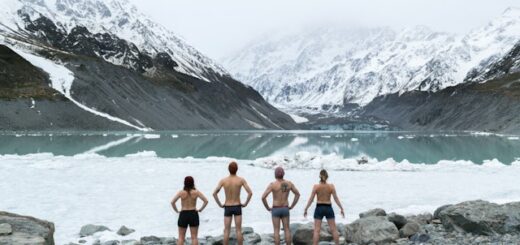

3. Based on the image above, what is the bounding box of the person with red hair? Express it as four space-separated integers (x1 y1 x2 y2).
171 176 209 245
213 161 253 245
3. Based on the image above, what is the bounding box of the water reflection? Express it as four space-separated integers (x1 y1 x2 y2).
0 131 518 164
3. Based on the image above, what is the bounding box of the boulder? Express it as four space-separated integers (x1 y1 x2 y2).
139 236 176 245
212 229 261 245
406 213 433 225
140 236 162 244
117 226 136 236
433 204 453 219
258 233 285 245
387 213 407 229
160 237 176 244
438 200 520 235
0 211 55 245
79 224 111 237
0 223 12 236
241 227 255 235
359 208 387 218
398 222 420 238
293 223 333 245
345 216 399 245
290 223 304 236
244 232 262 244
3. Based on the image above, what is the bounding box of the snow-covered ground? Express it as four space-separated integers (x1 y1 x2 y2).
1 152 520 244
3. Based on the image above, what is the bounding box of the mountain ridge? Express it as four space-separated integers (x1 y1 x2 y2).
223 7 520 111
0 0 297 130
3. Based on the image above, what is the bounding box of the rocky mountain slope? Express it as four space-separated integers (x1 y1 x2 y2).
0 0 296 130
360 41 520 133
223 7 520 111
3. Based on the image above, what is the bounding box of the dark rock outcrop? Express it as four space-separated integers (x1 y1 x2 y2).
0 211 55 245
437 200 520 235
0 42 297 130
361 41 520 134
387 213 408 229
116 226 135 236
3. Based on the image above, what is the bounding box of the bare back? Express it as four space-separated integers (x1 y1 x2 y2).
179 190 200 211
315 183 334 204
221 176 245 206
271 180 293 206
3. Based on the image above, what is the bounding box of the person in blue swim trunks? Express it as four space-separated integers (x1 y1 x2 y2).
261 166 301 245
303 169 345 245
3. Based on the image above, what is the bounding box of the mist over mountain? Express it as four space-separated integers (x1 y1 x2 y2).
223 7 520 111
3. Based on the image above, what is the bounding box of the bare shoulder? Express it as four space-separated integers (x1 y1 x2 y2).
286 180 295 187
329 183 336 190
240 176 248 183
178 190 187 197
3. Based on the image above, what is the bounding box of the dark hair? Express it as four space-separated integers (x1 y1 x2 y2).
229 161 238 175
184 176 195 193
319 169 328 183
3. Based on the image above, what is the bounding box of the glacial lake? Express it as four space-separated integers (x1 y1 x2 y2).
0 130 519 164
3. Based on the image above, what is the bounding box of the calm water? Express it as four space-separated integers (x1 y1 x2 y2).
0 131 519 164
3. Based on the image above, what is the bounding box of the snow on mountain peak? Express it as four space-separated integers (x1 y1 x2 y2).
502 6 520 17
223 8 520 110
1 0 228 81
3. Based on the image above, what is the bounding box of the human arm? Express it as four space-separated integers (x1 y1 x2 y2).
303 185 317 218
242 178 253 207
198 191 209 212
331 184 345 218
289 182 301 210
261 183 273 211
213 180 224 208
170 192 181 213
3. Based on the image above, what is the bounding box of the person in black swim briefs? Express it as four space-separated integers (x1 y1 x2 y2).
304 169 345 245
224 205 242 217
171 176 209 245
261 166 300 245
213 162 253 245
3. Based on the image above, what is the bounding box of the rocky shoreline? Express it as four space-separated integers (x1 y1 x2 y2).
2 200 520 244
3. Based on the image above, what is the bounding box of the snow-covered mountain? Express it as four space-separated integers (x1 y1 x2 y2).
0 0 226 81
223 7 520 110
0 0 297 130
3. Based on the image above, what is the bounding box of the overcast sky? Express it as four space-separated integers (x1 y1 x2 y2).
130 0 518 60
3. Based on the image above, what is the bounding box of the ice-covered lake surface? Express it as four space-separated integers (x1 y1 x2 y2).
1 130 520 244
